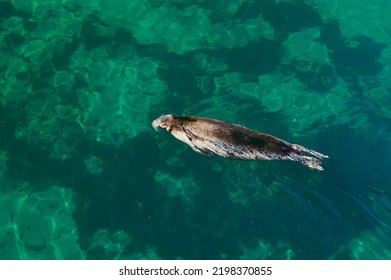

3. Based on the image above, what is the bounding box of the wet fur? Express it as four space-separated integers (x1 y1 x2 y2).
152 115 328 171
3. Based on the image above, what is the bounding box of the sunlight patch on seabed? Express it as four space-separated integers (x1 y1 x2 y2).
154 170 200 203
0 184 84 259
333 228 391 259
0 151 9 179
333 184 391 259
239 239 295 260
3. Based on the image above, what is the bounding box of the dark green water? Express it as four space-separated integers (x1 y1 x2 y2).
1 0 391 259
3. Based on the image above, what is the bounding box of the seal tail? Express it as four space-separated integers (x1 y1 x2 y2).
290 144 329 171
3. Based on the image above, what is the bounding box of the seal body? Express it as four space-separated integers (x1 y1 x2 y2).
152 114 328 171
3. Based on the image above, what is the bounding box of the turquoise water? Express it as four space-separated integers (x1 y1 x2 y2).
0 0 391 259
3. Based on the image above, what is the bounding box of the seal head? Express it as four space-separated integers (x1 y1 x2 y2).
152 114 176 132
152 114 202 152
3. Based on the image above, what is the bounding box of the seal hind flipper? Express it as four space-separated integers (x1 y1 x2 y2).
291 144 329 159
297 156 324 171
287 144 328 170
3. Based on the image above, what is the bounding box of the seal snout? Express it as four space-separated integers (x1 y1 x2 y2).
152 119 160 131
152 114 173 131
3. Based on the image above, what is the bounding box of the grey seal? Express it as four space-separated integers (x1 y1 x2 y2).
152 114 328 171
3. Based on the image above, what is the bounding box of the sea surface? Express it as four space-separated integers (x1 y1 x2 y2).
0 0 391 259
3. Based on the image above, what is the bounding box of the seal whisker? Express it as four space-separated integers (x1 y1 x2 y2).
152 120 159 131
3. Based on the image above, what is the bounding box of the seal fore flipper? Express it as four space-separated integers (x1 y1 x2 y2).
191 146 214 156
180 125 198 142
180 126 213 156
